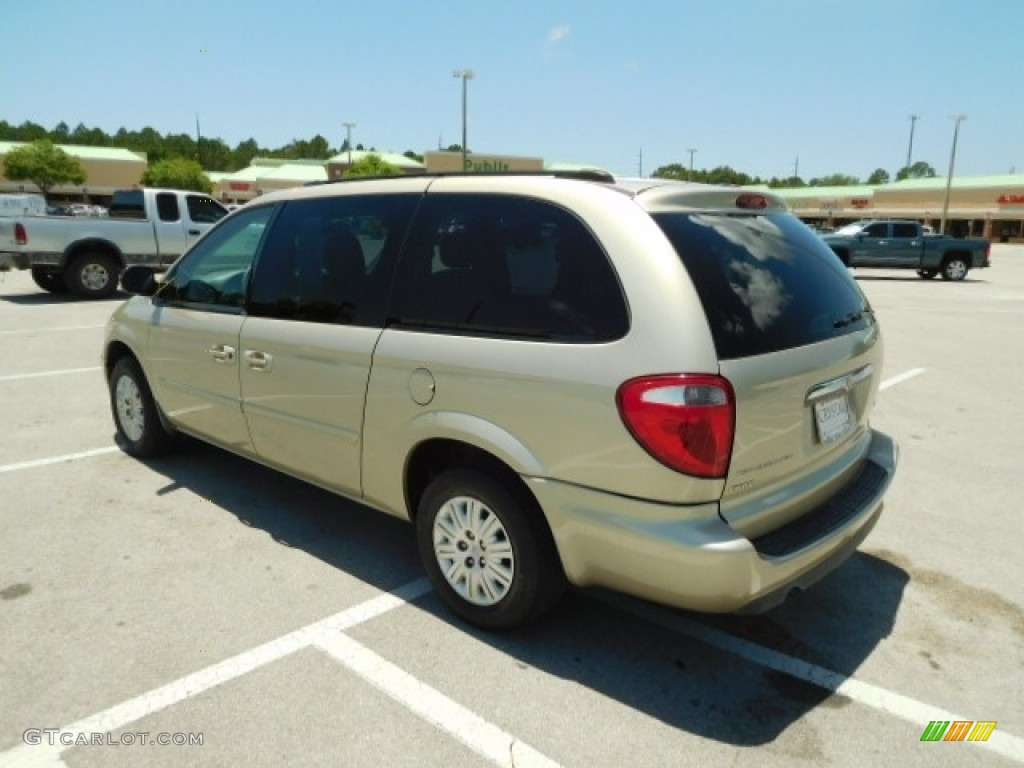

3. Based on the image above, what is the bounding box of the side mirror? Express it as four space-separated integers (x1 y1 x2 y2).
120 265 159 296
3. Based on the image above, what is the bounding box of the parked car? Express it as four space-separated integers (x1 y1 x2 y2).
0 188 228 298
822 219 990 280
104 173 897 629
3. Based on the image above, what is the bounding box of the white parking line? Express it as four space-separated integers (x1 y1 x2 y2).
602 594 1024 763
316 633 561 768
0 324 105 335
0 367 101 383
0 580 433 768
0 574 562 768
0 447 120 475
880 368 926 390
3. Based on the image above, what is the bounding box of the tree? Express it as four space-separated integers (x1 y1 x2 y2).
140 157 212 193
895 161 937 181
343 154 402 178
2 139 86 196
866 168 890 185
652 163 688 181
231 138 261 171
809 173 860 187
767 176 807 188
704 165 760 186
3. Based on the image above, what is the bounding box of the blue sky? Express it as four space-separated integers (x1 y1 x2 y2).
4 0 1021 181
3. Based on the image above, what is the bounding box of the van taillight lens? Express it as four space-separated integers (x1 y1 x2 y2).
14 223 27 245
616 375 735 478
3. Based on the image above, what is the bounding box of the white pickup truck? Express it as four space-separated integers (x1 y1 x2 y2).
0 188 229 298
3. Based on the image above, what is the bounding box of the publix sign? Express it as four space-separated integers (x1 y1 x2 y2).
424 151 544 173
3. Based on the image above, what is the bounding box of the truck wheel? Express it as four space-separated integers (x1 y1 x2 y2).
65 253 119 299
917 269 938 280
109 356 176 457
416 468 565 630
31 267 69 294
940 257 969 282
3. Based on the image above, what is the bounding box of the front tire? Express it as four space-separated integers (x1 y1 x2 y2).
416 468 565 630
31 267 69 293
941 256 969 281
109 356 175 457
65 253 119 299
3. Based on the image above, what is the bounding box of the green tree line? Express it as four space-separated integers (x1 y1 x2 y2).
0 119 425 173
652 160 937 188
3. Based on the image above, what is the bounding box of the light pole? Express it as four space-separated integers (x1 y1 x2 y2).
906 114 919 170
343 122 356 168
939 114 967 236
452 68 474 169
687 148 697 181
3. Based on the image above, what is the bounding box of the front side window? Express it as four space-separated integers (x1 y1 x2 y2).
654 211 874 360
157 205 274 309
892 222 918 238
186 195 229 224
248 194 418 326
389 194 628 342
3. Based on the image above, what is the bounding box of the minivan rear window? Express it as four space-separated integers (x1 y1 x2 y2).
653 212 873 360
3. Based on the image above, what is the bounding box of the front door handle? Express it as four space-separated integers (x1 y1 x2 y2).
209 344 236 363
244 350 273 371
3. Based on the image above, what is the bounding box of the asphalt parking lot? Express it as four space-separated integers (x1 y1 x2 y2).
1 249 1022 767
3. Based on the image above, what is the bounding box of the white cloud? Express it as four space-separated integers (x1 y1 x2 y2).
547 25 571 45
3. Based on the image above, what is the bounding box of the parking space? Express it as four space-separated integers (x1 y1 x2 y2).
1 252 1022 767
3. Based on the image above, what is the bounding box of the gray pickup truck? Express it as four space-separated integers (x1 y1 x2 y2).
821 220 990 281
0 188 228 298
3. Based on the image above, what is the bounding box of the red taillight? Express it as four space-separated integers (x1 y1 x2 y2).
616 374 735 478
735 193 769 210
14 222 27 245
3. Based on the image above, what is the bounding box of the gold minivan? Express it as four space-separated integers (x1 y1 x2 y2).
105 173 897 629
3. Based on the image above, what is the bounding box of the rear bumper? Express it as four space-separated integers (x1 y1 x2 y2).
530 429 897 614
0 251 29 271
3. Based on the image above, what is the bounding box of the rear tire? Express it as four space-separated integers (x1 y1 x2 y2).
416 468 565 630
65 253 119 299
31 267 69 293
940 256 969 281
109 356 175 457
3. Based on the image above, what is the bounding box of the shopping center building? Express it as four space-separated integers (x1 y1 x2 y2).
2 140 1023 240
770 175 1024 241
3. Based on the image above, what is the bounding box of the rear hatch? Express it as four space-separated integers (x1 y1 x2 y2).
646 194 881 538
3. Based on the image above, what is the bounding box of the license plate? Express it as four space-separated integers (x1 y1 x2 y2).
814 393 853 444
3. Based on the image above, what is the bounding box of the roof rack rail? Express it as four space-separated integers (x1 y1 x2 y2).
305 168 616 187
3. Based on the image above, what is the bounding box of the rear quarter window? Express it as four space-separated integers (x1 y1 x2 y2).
653 212 873 359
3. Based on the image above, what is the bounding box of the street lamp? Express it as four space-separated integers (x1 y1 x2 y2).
452 68 474 169
906 114 919 170
343 122 356 168
687 148 697 181
939 114 967 236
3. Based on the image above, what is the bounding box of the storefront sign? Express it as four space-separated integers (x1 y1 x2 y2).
997 194 1024 204
229 182 251 191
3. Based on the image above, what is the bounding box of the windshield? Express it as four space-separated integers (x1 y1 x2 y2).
653 211 874 360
